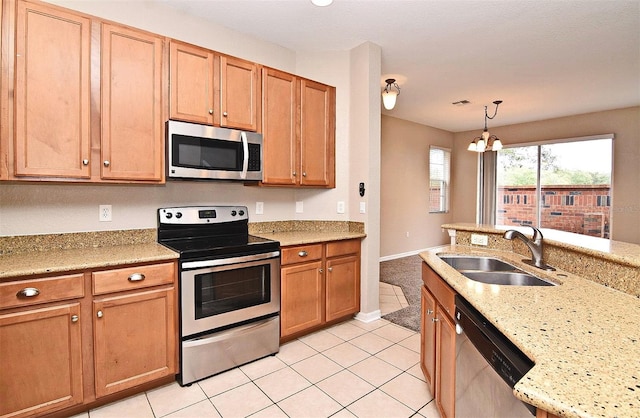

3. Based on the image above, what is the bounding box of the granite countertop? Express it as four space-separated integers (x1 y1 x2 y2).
421 245 640 418
253 230 366 247
250 220 366 247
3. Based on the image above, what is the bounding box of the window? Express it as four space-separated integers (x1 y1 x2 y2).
429 146 451 213
494 135 613 238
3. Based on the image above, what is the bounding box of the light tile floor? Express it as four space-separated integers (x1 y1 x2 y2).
379 282 409 315
73 284 438 418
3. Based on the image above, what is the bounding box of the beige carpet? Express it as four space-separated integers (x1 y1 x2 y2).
380 255 422 332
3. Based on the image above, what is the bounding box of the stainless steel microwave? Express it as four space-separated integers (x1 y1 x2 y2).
167 120 262 181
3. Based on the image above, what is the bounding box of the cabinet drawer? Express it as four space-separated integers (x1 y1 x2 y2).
281 244 323 265
326 239 360 258
0 273 85 310
422 263 456 318
92 262 175 295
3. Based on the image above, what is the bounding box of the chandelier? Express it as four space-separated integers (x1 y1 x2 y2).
467 100 503 152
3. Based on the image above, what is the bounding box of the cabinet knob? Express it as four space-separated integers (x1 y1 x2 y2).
298 251 308 257
319 268 324 273
302 172 307 177
82 159 89 166
292 171 297 177
427 309 434 315
128 273 146 282
328 267 333 272
97 310 103 318
71 315 79 323
16 287 40 298
208 109 214 115
103 160 110 167
223 111 228 117
432 317 439 323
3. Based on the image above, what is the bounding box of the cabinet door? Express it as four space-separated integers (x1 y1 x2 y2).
93 287 176 398
435 309 456 418
261 68 298 185
0 303 83 418
325 255 359 322
220 55 259 131
169 41 215 125
420 286 436 396
101 23 164 181
280 261 323 338
299 79 335 187
14 1 91 178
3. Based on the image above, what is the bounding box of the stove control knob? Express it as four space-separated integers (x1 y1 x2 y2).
231 210 237 216
175 212 182 219
238 210 245 216
165 213 173 219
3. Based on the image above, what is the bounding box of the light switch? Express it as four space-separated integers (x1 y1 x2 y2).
256 202 264 215
359 202 366 214
337 201 345 214
296 201 303 213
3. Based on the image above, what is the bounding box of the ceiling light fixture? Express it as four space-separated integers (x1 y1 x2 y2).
467 100 504 152
311 0 333 6
382 78 401 110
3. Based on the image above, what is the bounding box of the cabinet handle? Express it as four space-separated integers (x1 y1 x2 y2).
103 160 110 167
97 310 103 318
298 251 308 257
208 109 213 115
223 111 228 117
82 159 89 166
128 273 146 282
427 309 434 315
328 267 333 272
16 287 40 298
71 315 79 323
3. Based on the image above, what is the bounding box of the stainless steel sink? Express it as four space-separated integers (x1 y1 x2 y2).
438 255 556 287
461 271 555 286
439 256 519 272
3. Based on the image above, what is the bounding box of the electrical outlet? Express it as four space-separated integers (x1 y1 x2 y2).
471 233 488 246
295 201 303 213
337 201 345 214
99 205 112 222
256 202 264 215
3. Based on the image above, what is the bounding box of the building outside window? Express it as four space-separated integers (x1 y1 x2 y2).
495 136 613 238
429 146 451 213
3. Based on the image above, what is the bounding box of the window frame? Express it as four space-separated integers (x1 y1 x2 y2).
429 145 451 214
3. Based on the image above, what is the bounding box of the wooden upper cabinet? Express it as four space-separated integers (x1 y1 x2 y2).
300 79 335 187
262 67 298 185
220 55 259 131
14 0 91 178
100 23 164 181
169 40 216 125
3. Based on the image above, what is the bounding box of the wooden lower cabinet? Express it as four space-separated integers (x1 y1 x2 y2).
280 239 361 340
420 262 457 418
93 287 176 397
0 260 178 418
0 303 84 418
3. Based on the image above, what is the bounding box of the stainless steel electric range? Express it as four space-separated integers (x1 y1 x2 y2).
157 206 280 386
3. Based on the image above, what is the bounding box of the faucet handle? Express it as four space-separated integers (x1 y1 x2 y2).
528 226 543 243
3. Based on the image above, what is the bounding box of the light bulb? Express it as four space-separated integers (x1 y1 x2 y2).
311 0 333 6
382 90 398 110
476 139 486 152
492 138 503 151
467 141 477 151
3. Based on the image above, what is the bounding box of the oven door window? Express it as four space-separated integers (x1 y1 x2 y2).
194 264 270 319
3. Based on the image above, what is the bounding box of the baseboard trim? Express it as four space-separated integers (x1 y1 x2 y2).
354 310 381 323
380 248 432 262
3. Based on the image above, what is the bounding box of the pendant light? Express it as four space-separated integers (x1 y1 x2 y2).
382 78 401 110
467 100 504 152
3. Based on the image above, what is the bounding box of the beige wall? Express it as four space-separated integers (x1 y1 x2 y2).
452 106 640 245
380 115 454 259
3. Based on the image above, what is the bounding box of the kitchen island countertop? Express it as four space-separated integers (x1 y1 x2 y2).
421 245 640 418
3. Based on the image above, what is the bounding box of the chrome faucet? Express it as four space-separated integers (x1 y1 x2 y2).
503 226 555 271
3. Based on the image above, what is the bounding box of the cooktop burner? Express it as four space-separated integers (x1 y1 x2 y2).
157 206 279 260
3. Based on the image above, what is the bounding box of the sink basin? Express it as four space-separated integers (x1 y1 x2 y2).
461 271 555 286
439 256 520 272
438 255 556 287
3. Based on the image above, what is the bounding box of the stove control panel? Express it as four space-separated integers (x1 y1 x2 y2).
159 206 249 224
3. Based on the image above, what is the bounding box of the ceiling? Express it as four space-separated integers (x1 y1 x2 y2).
157 0 640 133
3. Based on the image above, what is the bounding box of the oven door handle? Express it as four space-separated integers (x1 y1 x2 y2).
181 251 280 270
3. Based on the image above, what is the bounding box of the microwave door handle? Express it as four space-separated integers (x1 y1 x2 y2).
240 131 249 179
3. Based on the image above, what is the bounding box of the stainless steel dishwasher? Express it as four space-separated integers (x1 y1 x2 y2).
455 295 536 417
